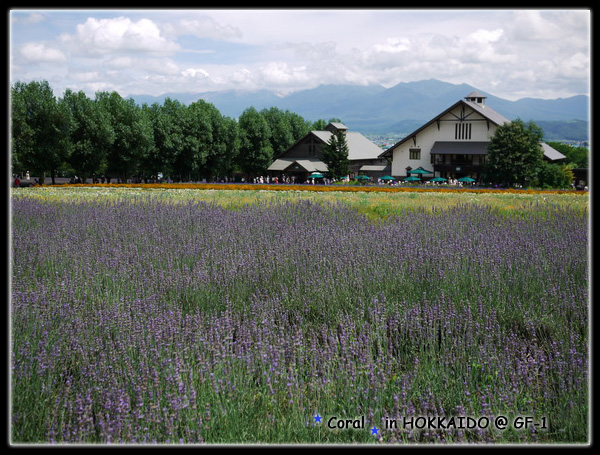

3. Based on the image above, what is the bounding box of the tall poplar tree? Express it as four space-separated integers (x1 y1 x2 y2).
61 89 115 182
96 91 153 182
238 107 274 178
10 80 71 184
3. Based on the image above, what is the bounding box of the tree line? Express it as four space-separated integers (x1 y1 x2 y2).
11 80 337 184
484 119 587 189
11 80 588 189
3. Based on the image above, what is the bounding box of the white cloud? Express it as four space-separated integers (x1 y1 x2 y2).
162 16 242 41
181 67 210 79
509 10 564 41
72 71 101 82
373 37 411 54
19 42 67 63
259 61 309 86
9 9 590 101
468 28 504 44
60 16 180 56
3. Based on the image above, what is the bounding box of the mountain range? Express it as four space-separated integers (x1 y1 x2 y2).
129 79 589 141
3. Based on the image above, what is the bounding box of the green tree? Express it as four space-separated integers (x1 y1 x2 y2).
260 107 312 158
145 99 187 181
186 100 216 181
60 89 115 182
203 108 240 180
238 107 274 178
322 129 350 178
96 91 153 182
484 119 545 187
546 141 589 168
10 80 71 184
536 161 574 188
311 118 342 131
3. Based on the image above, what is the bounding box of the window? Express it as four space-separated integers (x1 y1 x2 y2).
455 122 472 140
409 148 421 160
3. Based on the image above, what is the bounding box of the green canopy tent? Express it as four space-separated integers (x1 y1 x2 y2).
457 177 476 182
309 173 324 179
429 177 447 182
404 176 421 182
408 168 433 175
354 175 370 180
379 175 395 181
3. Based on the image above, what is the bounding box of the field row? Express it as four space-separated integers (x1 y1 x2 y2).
11 190 589 444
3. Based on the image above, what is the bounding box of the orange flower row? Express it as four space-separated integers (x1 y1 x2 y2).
45 182 588 195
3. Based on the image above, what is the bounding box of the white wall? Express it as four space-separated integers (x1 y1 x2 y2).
390 103 499 176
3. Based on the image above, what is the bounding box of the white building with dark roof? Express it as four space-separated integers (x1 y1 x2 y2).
267 122 389 181
380 92 566 181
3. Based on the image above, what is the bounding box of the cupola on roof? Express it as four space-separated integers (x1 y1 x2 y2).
464 91 487 106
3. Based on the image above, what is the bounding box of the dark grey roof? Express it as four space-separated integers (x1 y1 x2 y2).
326 122 348 131
312 131 382 160
430 142 489 155
430 141 566 161
465 90 487 99
463 100 510 126
267 158 328 172
540 142 566 161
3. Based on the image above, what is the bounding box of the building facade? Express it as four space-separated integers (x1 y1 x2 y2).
267 122 389 182
380 92 565 181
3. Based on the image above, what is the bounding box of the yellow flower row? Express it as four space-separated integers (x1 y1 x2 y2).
42 182 588 196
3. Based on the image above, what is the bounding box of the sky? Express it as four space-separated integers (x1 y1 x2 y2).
9 8 591 101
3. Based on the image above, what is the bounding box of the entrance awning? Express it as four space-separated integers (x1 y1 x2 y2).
430 142 489 155
267 158 328 173
267 159 294 171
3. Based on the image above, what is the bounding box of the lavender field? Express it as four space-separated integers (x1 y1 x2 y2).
11 189 589 444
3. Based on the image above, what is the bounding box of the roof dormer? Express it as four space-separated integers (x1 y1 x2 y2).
325 122 348 134
465 91 486 106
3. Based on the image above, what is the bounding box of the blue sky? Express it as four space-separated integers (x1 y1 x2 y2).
9 9 590 101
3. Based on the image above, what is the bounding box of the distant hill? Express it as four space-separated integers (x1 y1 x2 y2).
128 79 589 141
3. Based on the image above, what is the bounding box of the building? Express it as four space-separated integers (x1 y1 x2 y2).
380 91 566 181
267 122 389 182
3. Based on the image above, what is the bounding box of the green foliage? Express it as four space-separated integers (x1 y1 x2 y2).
10 80 71 183
546 141 589 168
484 119 545 187
143 99 186 179
261 107 308 158
60 89 115 182
10 80 343 184
536 161 573 189
95 91 154 182
311 118 342 131
206 115 240 178
238 107 274 177
322 130 350 178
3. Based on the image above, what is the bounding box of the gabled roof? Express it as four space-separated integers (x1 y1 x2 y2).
287 130 382 161
463 99 510 126
313 131 381 161
379 98 510 158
